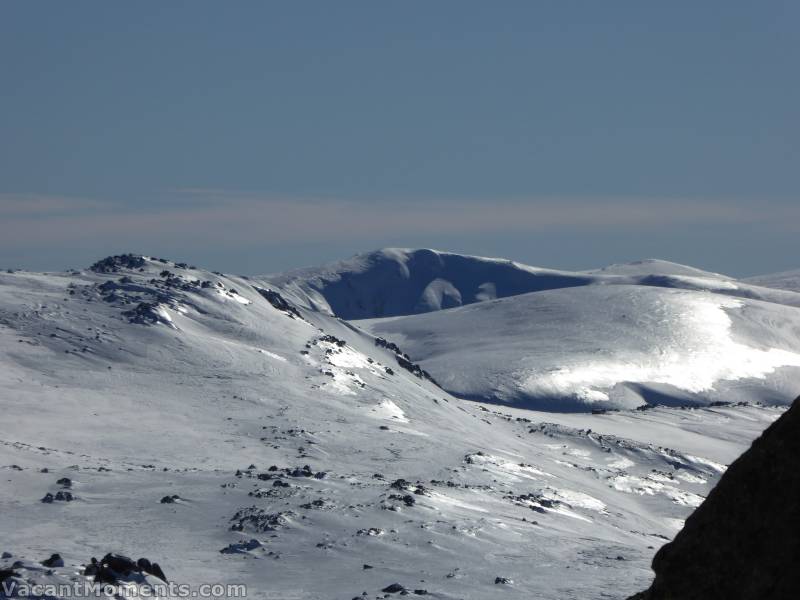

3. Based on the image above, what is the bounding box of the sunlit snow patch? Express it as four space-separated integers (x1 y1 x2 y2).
215 288 252 305
607 457 635 470
543 487 607 513
683 454 727 474
257 349 287 362
318 342 374 369
523 295 800 403
465 452 550 481
610 474 705 507
369 399 409 423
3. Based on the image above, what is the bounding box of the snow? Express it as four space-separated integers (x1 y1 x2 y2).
268 247 594 319
745 268 800 292
0 250 798 600
257 348 286 362
363 286 800 410
368 399 409 423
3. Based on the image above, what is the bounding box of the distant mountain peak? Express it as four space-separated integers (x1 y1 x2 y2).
269 248 592 319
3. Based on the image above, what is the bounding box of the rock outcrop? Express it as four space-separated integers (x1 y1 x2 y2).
631 397 800 600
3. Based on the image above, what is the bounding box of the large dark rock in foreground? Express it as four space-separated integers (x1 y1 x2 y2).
631 398 800 600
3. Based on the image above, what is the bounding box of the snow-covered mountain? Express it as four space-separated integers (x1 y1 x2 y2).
1 250 798 600
270 248 596 319
744 268 800 292
275 248 800 411
270 248 800 319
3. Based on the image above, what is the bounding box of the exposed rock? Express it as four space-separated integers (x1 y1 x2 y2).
89 254 146 273
220 539 263 554
388 493 416 507
394 354 436 383
41 553 64 568
375 337 436 383
89 553 167 584
230 507 294 532
123 302 173 326
41 491 74 503
0 569 19 583
630 397 800 600
317 334 346 347
375 337 407 357
254 288 303 319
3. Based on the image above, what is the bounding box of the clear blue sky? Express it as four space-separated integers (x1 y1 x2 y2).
1 1 797 276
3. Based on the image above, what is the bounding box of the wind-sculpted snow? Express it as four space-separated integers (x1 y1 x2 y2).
0 252 797 599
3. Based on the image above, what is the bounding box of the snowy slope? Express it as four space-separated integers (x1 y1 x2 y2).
362 285 800 411
744 268 800 292
586 258 732 279
0 252 796 600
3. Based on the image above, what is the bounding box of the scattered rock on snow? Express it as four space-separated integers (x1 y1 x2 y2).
87 553 168 584
220 539 263 554
41 554 64 568
41 491 74 503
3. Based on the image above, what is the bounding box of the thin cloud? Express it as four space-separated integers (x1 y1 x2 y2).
0 191 796 254
0 194 109 217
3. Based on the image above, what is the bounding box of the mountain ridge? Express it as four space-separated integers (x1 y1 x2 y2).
0 250 795 599
267 247 800 320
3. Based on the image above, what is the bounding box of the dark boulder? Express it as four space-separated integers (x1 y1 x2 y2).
84 557 99 578
93 553 137 584
90 553 167 584
0 569 19 584
254 288 303 319
147 562 167 582
89 254 146 273
136 558 152 573
41 554 64 568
